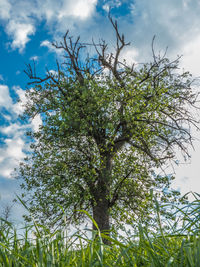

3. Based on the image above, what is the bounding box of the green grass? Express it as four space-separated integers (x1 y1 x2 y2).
0 194 200 266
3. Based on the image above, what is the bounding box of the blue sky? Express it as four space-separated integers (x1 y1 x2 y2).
0 0 200 223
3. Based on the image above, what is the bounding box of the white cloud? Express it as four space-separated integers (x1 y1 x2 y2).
40 40 64 55
1 0 199 58
34 0 62 22
0 74 4 81
12 86 40 118
12 87 27 115
102 4 110 12
0 85 13 109
102 0 121 12
172 138 200 196
30 55 39 61
0 121 29 137
180 36 200 77
41 40 53 50
0 137 26 178
0 0 11 19
5 138 25 159
0 0 98 52
58 0 97 20
48 70 58 76
0 1 36 52
6 21 35 52
128 0 200 63
120 47 139 66
0 85 40 179
3 114 12 121
0 123 22 136
31 114 42 132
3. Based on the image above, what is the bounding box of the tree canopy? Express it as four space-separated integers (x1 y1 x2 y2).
19 17 199 236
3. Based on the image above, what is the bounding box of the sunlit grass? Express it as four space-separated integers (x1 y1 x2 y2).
0 193 199 266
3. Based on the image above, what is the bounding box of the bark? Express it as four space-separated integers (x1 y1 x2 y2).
92 198 110 244
92 155 112 244
93 199 110 232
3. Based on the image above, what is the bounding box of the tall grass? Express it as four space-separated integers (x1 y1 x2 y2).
0 193 199 266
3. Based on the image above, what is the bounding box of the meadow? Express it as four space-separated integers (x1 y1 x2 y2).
0 193 199 266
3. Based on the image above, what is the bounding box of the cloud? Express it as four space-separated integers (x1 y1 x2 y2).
40 40 57 52
0 0 11 19
0 0 98 52
0 178 25 224
0 123 24 136
1 0 200 61
58 0 97 20
180 36 200 76
12 87 27 115
35 0 97 22
0 85 27 179
0 137 25 178
102 4 110 12
30 55 39 61
102 0 122 12
40 40 64 56
6 21 35 52
0 85 13 109
32 114 42 132
0 85 42 179
128 0 200 63
120 47 139 66
172 137 200 196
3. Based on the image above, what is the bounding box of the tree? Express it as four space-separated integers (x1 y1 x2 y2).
0 203 13 233
19 16 199 238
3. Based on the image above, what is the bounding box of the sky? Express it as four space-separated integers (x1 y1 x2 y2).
0 0 200 224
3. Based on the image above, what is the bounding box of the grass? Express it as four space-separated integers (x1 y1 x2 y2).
0 194 200 266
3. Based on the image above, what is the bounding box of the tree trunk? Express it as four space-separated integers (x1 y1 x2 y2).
92 198 110 244
93 199 110 232
92 154 112 244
